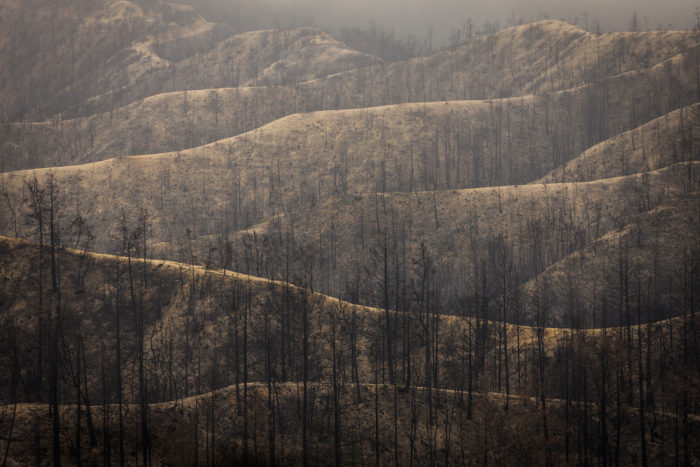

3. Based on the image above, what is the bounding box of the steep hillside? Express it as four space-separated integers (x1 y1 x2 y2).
1 13 699 465
2 379 697 466
0 234 533 401
520 190 700 326
0 0 228 120
2 97 579 247
1 147 695 326
0 235 697 465
540 103 700 183
239 164 699 322
79 26 382 117
0 101 697 326
0 0 382 122
2 18 697 173
0 86 297 172
0 96 628 247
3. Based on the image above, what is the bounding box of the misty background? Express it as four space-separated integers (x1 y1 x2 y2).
176 0 700 44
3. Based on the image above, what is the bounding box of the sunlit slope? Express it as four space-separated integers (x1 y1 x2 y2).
294 20 699 110
1 97 581 247
242 164 698 320
520 190 700 326
0 92 697 263
2 231 692 405
0 86 298 171
4 161 695 327
0 0 228 120
78 26 383 117
2 18 698 172
0 0 382 121
0 97 682 243
0 233 570 403
539 103 700 183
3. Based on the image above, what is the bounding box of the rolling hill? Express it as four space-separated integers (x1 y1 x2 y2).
0 3 698 464
0 234 697 465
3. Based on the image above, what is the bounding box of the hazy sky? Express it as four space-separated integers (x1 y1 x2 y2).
196 0 700 41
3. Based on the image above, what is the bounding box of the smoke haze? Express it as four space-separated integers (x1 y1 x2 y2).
182 0 700 41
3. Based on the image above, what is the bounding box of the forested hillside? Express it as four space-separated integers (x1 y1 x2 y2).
0 0 698 465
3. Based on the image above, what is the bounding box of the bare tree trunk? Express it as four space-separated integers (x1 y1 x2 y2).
101 342 111 467
48 175 62 467
79 341 97 447
331 310 342 467
302 287 309 467
600 299 610 466
374 339 380 467
243 280 250 464
637 285 648 467
75 341 82 467
2 329 19 467
114 261 124 467
383 233 395 386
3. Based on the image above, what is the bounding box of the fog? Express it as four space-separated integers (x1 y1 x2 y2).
182 0 700 41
